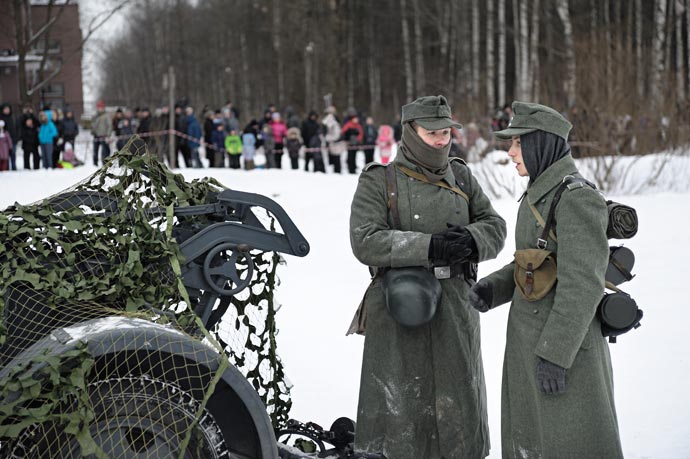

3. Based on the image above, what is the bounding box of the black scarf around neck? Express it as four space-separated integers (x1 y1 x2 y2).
397 123 450 182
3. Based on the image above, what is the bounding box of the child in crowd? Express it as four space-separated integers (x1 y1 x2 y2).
225 128 243 169
242 130 256 170
58 142 83 168
376 124 395 164
211 120 226 167
285 127 303 170
261 124 275 169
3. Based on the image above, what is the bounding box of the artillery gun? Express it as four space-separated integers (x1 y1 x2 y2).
0 142 381 459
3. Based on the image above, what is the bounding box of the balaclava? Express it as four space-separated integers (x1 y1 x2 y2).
398 123 450 182
521 130 571 183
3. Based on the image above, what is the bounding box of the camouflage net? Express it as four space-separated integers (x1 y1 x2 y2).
0 138 291 457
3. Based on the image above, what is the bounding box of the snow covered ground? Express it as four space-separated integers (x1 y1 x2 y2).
1 145 688 458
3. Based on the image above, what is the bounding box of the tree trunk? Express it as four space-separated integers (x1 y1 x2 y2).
604 0 613 99
519 0 529 100
240 32 251 117
556 0 576 107
687 0 690 99
400 0 414 101
513 0 521 100
676 0 685 101
272 0 284 108
636 0 644 98
412 0 425 95
486 0 495 111
651 0 668 108
472 0 480 98
346 1 355 108
498 0 506 106
529 0 541 100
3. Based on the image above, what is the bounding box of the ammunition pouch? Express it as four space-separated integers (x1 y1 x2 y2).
513 249 557 301
381 267 442 329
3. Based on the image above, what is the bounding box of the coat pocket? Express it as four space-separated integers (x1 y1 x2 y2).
513 249 557 301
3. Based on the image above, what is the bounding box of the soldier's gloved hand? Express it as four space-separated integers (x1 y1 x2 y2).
443 224 478 263
536 357 566 395
469 279 493 312
428 234 450 265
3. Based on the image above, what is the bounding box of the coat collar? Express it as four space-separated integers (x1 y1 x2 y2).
526 154 579 204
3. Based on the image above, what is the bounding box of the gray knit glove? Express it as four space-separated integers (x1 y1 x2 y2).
536 357 566 395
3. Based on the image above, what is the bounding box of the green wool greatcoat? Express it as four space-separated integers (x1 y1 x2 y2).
483 155 624 459
349 154 506 459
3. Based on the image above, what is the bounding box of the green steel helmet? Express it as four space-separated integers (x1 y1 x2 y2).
381 267 442 328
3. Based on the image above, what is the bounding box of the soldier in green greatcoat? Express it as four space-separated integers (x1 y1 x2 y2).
349 95 506 458
469 101 624 458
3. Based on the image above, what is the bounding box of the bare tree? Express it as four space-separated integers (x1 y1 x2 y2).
411 0 425 95
400 0 414 101
529 0 541 100
636 0 645 98
272 0 285 108
486 0 495 111
650 0 668 108
498 0 506 106
676 0 685 101
556 0 576 107
472 0 480 99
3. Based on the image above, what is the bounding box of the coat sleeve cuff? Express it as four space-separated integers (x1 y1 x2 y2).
390 232 432 268
535 310 589 369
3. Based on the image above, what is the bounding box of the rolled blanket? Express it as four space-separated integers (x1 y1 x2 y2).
607 201 638 239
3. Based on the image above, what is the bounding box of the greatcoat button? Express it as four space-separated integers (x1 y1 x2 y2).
533 309 539 314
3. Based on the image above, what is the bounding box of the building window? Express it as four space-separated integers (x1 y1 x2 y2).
42 83 64 97
31 39 61 55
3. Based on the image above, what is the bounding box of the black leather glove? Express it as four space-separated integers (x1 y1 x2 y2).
443 224 478 262
428 225 477 266
469 279 493 312
536 357 566 395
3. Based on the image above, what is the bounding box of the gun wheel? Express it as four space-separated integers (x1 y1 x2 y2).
2 375 234 459
203 243 255 296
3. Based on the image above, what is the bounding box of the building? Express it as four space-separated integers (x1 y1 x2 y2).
0 1 84 119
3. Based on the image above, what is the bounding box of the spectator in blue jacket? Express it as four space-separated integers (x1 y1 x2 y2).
38 109 58 169
186 107 203 168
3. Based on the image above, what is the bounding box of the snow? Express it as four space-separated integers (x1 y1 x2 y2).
1 146 689 458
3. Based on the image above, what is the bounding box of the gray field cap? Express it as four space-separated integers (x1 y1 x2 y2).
401 95 463 130
494 101 572 140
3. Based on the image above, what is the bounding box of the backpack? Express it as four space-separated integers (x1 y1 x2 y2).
538 175 642 343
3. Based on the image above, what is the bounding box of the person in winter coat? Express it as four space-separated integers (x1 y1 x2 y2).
137 107 153 153
225 128 243 169
38 109 58 169
285 127 303 170
269 112 287 169
376 124 395 165
0 104 18 170
322 106 343 173
301 110 325 173
91 100 112 166
186 107 203 168
210 120 226 168
349 95 506 459
469 101 624 459
341 115 364 174
203 110 215 166
241 121 258 171
61 109 79 148
261 123 276 169
361 116 378 165
116 117 134 151
20 116 40 169
0 120 13 171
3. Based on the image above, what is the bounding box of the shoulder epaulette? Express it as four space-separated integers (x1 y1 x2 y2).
363 162 385 172
448 157 468 167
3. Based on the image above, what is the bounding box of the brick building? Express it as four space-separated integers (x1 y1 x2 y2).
0 1 84 119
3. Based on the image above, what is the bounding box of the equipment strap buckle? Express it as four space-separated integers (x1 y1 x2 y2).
434 266 451 280
536 238 548 249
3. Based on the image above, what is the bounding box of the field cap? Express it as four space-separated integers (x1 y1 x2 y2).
402 95 462 130
494 101 572 140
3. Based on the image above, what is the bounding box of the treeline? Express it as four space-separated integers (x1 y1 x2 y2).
99 0 690 153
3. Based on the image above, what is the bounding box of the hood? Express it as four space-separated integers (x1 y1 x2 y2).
0 103 11 115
